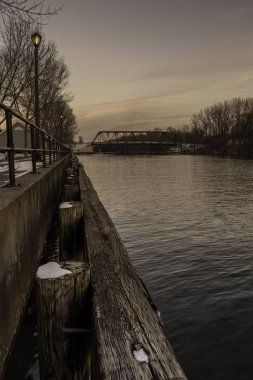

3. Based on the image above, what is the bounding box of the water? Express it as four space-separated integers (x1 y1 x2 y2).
79 154 253 380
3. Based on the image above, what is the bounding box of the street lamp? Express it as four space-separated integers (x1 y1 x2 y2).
31 32 42 160
31 32 42 128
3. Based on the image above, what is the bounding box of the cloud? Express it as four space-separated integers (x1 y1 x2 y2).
76 95 193 141
75 67 253 141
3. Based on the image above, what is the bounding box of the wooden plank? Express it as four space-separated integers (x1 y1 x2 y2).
79 165 186 380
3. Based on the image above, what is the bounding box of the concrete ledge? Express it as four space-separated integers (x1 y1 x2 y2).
0 155 70 379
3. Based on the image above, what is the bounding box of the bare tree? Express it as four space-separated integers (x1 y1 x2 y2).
0 18 33 105
0 0 61 24
15 38 72 119
189 97 253 155
45 100 78 143
0 17 78 143
78 135 84 144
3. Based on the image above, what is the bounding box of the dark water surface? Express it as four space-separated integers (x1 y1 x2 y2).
79 154 253 380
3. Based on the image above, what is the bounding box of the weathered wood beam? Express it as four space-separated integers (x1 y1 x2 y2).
79 164 186 380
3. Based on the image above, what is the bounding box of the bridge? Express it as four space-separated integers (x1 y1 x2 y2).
92 130 182 154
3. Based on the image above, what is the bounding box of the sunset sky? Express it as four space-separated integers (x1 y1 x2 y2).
46 0 253 141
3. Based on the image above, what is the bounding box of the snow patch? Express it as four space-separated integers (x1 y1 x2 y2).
0 164 8 173
36 262 72 279
15 160 32 173
133 348 149 363
59 202 73 209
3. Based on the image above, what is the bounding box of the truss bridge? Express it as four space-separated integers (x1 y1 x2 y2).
91 131 181 154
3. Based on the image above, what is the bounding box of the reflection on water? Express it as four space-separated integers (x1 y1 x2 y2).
79 154 253 380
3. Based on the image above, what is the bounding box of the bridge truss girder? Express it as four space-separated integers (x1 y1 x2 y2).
92 130 178 145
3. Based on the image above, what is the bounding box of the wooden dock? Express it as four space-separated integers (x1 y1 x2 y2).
79 162 186 379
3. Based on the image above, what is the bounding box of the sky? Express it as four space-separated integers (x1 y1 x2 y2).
45 0 253 141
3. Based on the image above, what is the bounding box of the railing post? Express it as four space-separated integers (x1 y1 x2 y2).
48 137 52 164
53 140 56 160
52 140 55 161
24 122 28 157
42 133 46 168
6 109 15 186
31 125 37 174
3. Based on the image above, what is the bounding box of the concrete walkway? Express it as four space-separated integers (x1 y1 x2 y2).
0 155 43 186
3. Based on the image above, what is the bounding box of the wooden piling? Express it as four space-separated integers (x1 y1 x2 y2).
72 165 79 175
58 201 84 261
61 184 80 202
66 167 74 177
36 261 90 380
67 175 79 185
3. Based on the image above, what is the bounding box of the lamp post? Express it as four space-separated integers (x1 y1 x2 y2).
31 32 42 159
60 114 63 143
31 32 42 127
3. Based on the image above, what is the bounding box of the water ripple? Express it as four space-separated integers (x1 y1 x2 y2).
80 155 253 380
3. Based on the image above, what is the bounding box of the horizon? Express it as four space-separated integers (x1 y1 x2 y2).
45 1 253 140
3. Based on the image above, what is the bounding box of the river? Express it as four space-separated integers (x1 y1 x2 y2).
79 154 253 380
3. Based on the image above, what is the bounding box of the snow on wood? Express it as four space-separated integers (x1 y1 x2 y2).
59 202 73 209
133 348 149 364
36 262 72 279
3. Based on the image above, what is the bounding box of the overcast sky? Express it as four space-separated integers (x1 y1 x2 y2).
45 0 253 140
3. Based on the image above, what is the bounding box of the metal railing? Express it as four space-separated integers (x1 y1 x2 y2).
0 101 70 187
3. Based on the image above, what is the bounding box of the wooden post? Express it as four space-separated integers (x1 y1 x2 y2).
61 184 80 202
66 167 74 177
59 201 85 261
36 261 90 380
72 161 79 172
67 175 79 185
72 165 79 176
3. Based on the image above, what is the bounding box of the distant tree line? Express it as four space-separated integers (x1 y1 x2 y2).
148 97 253 156
0 13 78 144
187 97 253 155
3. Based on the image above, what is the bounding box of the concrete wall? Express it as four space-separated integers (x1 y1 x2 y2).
0 155 70 379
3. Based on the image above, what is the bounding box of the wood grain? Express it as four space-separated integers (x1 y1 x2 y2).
36 261 90 380
79 165 186 380
59 201 84 261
